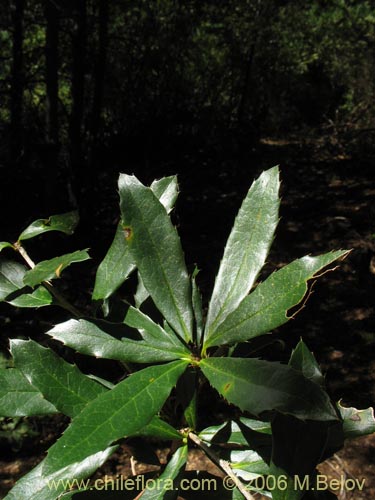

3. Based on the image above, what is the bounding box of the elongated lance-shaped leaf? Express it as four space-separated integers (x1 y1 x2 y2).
289 339 324 386
119 174 193 342
200 358 338 421
43 360 188 474
204 250 349 349
0 368 58 417
141 445 188 500
337 402 375 439
230 449 270 480
4 447 117 500
47 319 189 363
205 167 280 339
11 340 106 418
23 250 90 288
124 305 187 350
0 259 53 307
93 175 179 301
18 211 79 241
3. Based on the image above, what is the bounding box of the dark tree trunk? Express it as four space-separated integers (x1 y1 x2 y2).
45 0 59 145
42 0 61 211
91 0 109 146
69 0 87 206
10 0 25 164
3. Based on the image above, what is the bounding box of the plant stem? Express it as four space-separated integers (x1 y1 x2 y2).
188 432 256 500
14 241 83 317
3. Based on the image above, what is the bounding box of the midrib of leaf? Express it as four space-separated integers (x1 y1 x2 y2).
202 362 328 414
207 202 266 337
45 361 187 467
127 188 190 342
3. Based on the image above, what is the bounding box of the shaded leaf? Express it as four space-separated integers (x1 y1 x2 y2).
18 211 79 241
135 415 182 440
141 445 188 500
338 402 375 438
11 340 106 418
43 360 188 473
134 271 148 307
0 260 52 308
192 267 203 346
0 368 58 417
200 357 337 421
124 305 188 351
4 447 116 500
47 319 188 363
289 339 325 386
23 250 90 287
93 175 178 301
204 250 349 349
205 167 280 337
119 174 193 341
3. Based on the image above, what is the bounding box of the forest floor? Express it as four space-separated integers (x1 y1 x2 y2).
1 135 374 499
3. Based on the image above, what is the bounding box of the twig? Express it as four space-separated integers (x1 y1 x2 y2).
188 432 256 500
14 241 83 317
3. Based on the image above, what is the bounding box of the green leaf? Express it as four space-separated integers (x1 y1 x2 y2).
124 305 188 350
4 447 117 500
230 449 270 480
192 267 203 346
92 175 179 301
0 260 52 308
47 319 188 363
18 211 79 241
92 222 135 301
43 360 188 474
199 419 271 446
141 445 188 500
119 174 193 341
200 357 337 421
135 415 182 440
134 271 149 307
8 286 53 308
205 167 280 338
337 402 375 438
204 250 349 349
23 250 90 287
150 175 179 213
0 368 58 417
0 242 13 252
289 339 325 386
10 340 107 418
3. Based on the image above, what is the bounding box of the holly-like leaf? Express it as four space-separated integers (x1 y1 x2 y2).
0 260 52 308
23 250 90 287
140 445 188 500
18 211 79 241
289 339 325 386
200 357 337 421
0 368 58 417
204 250 349 349
42 360 188 474
205 167 280 339
4 447 116 500
93 175 179 301
11 340 106 418
119 174 193 342
338 402 375 438
47 319 189 363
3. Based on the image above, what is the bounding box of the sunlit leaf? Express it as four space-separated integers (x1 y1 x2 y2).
205 167 280 338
